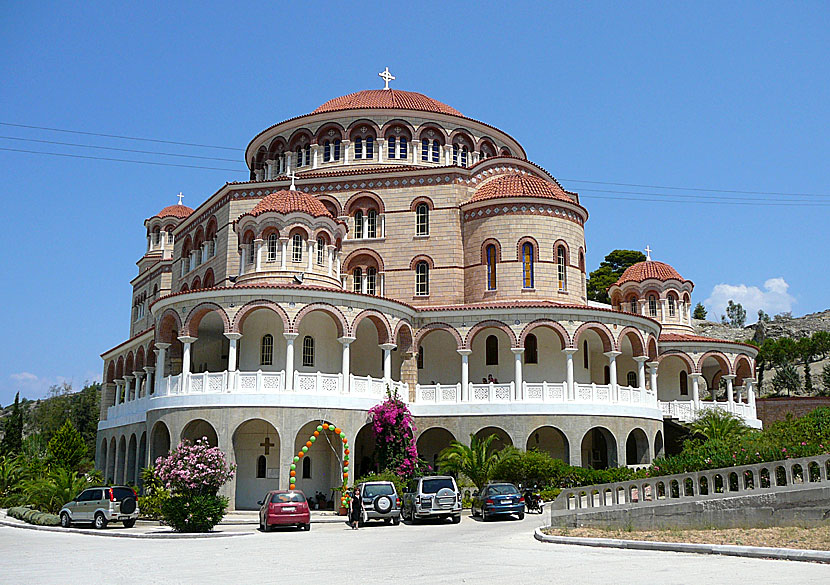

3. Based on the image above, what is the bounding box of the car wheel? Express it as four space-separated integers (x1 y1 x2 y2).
451 514 461 524
303 523 311 531
482 510 489 522
392 516 400 526
123 519 136 528
517 512 525 521
60 513 71 528
94 513 108 529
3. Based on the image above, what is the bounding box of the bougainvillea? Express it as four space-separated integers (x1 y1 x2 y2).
367 389 420 478
155 438 236 496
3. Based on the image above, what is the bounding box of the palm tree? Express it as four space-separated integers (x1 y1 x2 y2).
687 409 751 442
22 467 91 513
436 434 516 491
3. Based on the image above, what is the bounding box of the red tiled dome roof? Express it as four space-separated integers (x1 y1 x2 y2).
245 190 333 219
313 90 462 116
615 261 686 285
156 204 193 219
467 173 572 204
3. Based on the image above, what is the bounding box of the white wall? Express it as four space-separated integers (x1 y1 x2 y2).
233 419 281 510
657 355 690 401
469 328 513 384
522 327 566 383
239 309 286 371
192 312 227 372
419 330 461 385
295 312 341 374
351 319 383 378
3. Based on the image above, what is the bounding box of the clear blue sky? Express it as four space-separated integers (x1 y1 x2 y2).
1 2 828 404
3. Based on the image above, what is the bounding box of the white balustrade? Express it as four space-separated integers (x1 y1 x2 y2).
659 398 759 427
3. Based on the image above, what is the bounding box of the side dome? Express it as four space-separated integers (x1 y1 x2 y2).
243 190 334 219
155 204 193 219
466 173 573 205
615 260 688 285
313 89 462 117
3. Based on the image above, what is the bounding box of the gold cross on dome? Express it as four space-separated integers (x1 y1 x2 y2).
260 436 274 455
379 67 395 90
645 245 652 261
177 192 184 205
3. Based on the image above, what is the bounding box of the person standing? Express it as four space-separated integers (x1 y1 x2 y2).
348 487 362 529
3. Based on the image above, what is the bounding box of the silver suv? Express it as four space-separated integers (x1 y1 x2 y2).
402 476 462 524
355 481 401 526
60 486 139 529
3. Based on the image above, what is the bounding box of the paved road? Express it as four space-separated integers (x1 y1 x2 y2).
1 513 827 585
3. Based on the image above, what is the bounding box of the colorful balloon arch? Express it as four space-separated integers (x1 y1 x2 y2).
290 423 351 508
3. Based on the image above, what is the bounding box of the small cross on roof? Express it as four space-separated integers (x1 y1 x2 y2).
645 245 652 261
177 192 184 205
379 67 395 90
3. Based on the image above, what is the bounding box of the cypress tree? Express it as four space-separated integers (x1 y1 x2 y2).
1 392 24 456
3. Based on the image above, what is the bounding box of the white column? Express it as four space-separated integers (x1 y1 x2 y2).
444 144 452 165
377 138 386 163
123 375 134 402
225 333 241 372
746 378 756 407
736 383 743 404
378 272 386 297
265 160 275 180
143 366 155 396
604 351 621 399
691 373 702 407
647 361 659 395
634 356 648 391
342 140 350 165
306 241 314 272
724 374 736 410
238 245 246 276
380 343 396 384
458 349 472 401
284 333 298 391
334 251 341 279
359 273 366 294
254 239 263 272
511 348 524 400
114 380 123 404
280 237 288 270
380 214 386 238
179 336 196 391
133 371 145 399
285 151 292 174
563 348 577 400
326 245 334 276
311 144 319 169
338 337 356 392
155 343 170 393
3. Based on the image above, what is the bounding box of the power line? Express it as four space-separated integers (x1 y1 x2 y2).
576 187 830 203
0 147 246 172
579 193 830 207
0 135 241 162
0 122 241 151
562 177 830 199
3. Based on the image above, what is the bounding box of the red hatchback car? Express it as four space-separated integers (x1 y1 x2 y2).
258 490 311 531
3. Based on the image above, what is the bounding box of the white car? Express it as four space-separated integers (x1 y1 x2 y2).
60 486 139 529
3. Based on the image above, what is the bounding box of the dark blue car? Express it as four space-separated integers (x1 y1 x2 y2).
470 483 524 521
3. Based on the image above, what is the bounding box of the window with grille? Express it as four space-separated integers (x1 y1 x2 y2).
367 210 377 238
292 234 303 262
323 140 331 162
333 139 340 161
421 139 429 161
316 237 325 265
431 140 439 162
452 144 458 165
629 298 638 314
668 295 676 317
415 204 429 236
247 241 255 265
260 334 273 366
460 146 467 167
366 267 377 295
557 246 567 291
522 243 534 288
415 261 429 296
388 137 396 159
296 146 303 167
354 137 363 159
354 211 364 239
627 371 637 387
352 268 362 293
525 334 538 364
400 137 407 158
267 234 278 262
302 336 314 367
365 136 374 158
648 295 658 317
486 244 497 290
485 335 499 366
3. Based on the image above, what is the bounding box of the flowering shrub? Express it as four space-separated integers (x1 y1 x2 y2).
161 493 228 533
155 438 235 496
367 389 420 478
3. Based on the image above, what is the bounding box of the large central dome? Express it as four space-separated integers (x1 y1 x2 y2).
313 89 462 116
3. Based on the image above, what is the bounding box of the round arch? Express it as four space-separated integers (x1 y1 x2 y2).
572 322 614 353
289 422 350 508
519 320 570 348
350 309 392 344
474 426 513 454
352 423 377 478
394 320 414 354
625 428 650 465
181 419 218 447
183 302 231 337
231 300 291 334
414 322 463 350
696 351 733 375
344 190 385 215
232 418 280 510
292 303 348 338
465 320 517 350
617 327 645 355
416 427 456 471
156 309 182 344
150 421 171 464
580 427 617 469
341 248 385 273
526 426 569 463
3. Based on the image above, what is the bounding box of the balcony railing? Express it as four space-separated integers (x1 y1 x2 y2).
660 398 760 427
414 382 657 407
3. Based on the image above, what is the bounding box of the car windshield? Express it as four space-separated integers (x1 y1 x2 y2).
421 478 455 494
112 487 134 501
488 484 519 495
271 492 305 504
362 484 395 498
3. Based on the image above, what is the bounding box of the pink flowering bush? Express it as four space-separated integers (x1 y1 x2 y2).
366 389 421 478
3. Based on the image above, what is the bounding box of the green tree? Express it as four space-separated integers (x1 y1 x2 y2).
757 309 771 323
47 420 87 471
586 249 646 304
21 467 91 513
687 409 752 442
821 364 830 397
437 434 517 491
692 302 707 320
726 300 746 328
772 363 801 396
0 392 24 456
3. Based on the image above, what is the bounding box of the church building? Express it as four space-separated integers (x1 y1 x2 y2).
96 71 759 509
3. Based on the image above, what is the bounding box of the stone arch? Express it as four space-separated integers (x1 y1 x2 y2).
474 426 513 453
115 356 124 379
616 327 645 355
394 320 414 354
380 118 416 140
106 361 116 383
350 309 392 344
654 430 664 459
183 302 231 337
416 427 456 471
150 421 171 464
516 236 540 261
414 322 463 350
479 238 503 264
316 194 342 218
344 190 385 214
552 239 570 265
580 427 617 469
526 426 569 463
341 248 385 272
232 418 281 510
465 320 517 350
519 320 570 348
416 124 448 143
657 350 696 372
292 303 347 338
181 419 218 447
647 336 659 360
127 434 138 485
625 428 650 465
290 421 348 496
353 423 377 478
734 354 754 383
99 438 108 475
572 322 614 353
315 121 346 143
346 119 381 139
116 435 127 485
696 351 733 375
231 300 291 334
124 352 134 377
409 195 435 212
156 309 182 344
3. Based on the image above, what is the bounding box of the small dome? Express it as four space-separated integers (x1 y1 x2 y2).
615 260 687 285
156 204 193 219
467 173 572 204
313 89 462 117
244 190 334 219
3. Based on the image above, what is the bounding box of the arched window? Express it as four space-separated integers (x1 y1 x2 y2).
486 244 497 290
525 334 538 364
680 371 688 395
648 295 658 317
431 140 440 163
627 371 637 388
557 246 567 291
302 336 314 367
522 242 534 288
304 145 310 166
583 340 589 369
421 139 429 161
668 295 676 317
247 240 255 265
485 335 499 366
352 268 363 293
295 146 303 167
323 140 331 162
629 297 638 314
267 233 278 262
260 334 273 366
354 137 363 159
256 455 266 478
365 136 374 158
302 456 311 478
333 139 341 161
366 267 377 295
452 144 458 165
400 137 408 158
354 211 364 239
415 261 429 296
415 203 429 236
316 237 325 265
388 136 396 159
417 346 424 369
366 210 378 238
292 234 303 262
